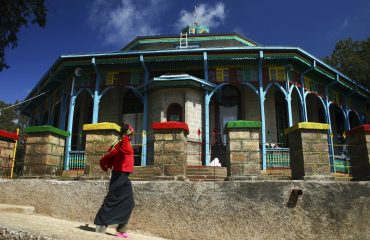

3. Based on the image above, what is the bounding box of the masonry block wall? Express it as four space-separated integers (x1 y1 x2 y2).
24 126 68 175
152 124 188 179
83 123 121 176
0 130 18 178
225 121 261 179
185 89 202 140
345 125 370 180
285 122 331 180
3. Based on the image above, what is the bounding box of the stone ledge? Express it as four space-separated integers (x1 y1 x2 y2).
285 122 330 134
225 120 261 130
24 125 69 138
83 122 121 132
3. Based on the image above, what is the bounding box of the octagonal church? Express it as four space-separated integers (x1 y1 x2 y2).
20 22 370 180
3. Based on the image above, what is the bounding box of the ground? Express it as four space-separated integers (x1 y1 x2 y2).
0 204 167 240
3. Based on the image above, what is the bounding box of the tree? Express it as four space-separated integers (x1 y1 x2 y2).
0 100 29 177
0 101 17 131
323 37 370 88
0 0 47 71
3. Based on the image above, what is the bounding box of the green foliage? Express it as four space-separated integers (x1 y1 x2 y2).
0 101 17 131
323 37 370 88
0 0 47 71
0 100 29 177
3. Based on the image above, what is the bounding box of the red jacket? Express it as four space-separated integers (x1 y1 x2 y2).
99 135 134 173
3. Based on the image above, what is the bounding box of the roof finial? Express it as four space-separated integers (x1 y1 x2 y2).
193 5 198 25
181 4 209 35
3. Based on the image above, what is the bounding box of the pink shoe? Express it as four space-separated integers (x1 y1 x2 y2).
116 232 129 238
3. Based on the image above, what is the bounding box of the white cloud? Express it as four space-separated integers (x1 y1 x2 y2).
89 0 163 47
175 2 226 31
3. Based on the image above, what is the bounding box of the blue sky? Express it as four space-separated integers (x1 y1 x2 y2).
1 0 369 104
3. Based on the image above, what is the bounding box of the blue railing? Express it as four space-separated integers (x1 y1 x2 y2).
334 155 351 174
266 148 290 169
68 151 85 170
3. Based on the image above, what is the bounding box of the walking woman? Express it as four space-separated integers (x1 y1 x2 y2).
95 124 135 238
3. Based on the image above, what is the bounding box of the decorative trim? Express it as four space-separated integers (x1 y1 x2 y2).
83 122 121 132
0 130 19 141
24 125 69 137
284 122 330 134
151 121 189 134
345 124 370 136
225 120 262 129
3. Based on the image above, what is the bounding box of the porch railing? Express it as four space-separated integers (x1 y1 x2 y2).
68 151 85 170
266 148 290 169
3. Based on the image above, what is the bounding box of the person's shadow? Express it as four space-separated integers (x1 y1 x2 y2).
78 224 114 236
78 224 95 232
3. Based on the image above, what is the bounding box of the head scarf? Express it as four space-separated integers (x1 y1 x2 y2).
126 125 134 135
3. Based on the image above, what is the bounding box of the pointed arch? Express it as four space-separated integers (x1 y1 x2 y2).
348 110 361 129
306 93 327 123
265 82 287 98
290 85 302 124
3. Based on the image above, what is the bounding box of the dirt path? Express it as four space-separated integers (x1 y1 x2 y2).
0 210 167 240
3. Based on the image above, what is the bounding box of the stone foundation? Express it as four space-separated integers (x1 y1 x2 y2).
153 129 187 179
346 124 370 180
23 126 68 176
83 122 121 176
285 122 332 180
0 130 18 178
1 180 369 240
225 121 261 180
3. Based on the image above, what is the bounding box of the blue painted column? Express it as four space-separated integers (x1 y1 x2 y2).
258 51 267 170
64 77 76 170
204 93 211 166
92 58 101 124
140 55 148 166
203 52 211 166
300 61 316 122
325 86 336 173
285 67 293 127
343 97 351 131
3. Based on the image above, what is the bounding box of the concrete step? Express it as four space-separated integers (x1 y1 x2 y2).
0 204 35 215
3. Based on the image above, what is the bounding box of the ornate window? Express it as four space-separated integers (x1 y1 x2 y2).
167 103 183 122
269 66 285 81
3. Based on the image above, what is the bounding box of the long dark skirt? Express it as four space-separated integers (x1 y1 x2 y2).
94 172 134 226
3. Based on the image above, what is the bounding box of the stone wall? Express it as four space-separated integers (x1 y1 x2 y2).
0 179 369 240
184 89 203 140
286 122 331 180
83 123 121 176
346 125 370 180
225 121 261 179
0 138 16 177
153 128 187 179
23 126 67 176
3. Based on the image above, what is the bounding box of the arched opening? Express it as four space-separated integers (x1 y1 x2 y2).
329 104 346 155
122 90 143 115
349 111 360 129
71 90 93 151
215 85 241 144
291 87 302 125
42 112 49 125
274 90 288 147
52 102 61 128
167 103 183 122
122 89 143 166
306 93 326 123
209 84 242 167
